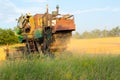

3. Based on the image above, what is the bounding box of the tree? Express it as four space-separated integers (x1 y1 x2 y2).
73 32 81 39
71 26 120 39
101 29 109 37
82 31 91 38
91 29 101 38
0 28 19 45
109 27 120 37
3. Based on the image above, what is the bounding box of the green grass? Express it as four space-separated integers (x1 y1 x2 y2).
0 53 120 80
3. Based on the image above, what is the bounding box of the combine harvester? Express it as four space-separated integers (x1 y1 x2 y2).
15 5 76 55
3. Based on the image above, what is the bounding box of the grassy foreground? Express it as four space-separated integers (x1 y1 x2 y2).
0 53 120 80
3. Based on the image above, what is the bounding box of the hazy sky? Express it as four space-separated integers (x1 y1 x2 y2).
0 0 120 33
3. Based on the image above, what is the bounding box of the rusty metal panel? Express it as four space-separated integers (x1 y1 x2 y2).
53 18 75 32
33 14 43 28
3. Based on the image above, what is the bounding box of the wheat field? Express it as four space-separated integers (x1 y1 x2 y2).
67 37 120 54
0 44 24 61
0 46 6 61
0 37 120 61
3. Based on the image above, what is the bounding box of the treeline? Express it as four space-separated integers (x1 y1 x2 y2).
0 28 19 45
73 26 120 39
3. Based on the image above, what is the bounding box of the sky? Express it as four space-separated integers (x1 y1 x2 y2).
0 0 120 33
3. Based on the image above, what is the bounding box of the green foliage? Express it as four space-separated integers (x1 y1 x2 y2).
73 26 120 39
0 54 120 80
0 28 19 45
108 26 120 37
72 32 81 39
